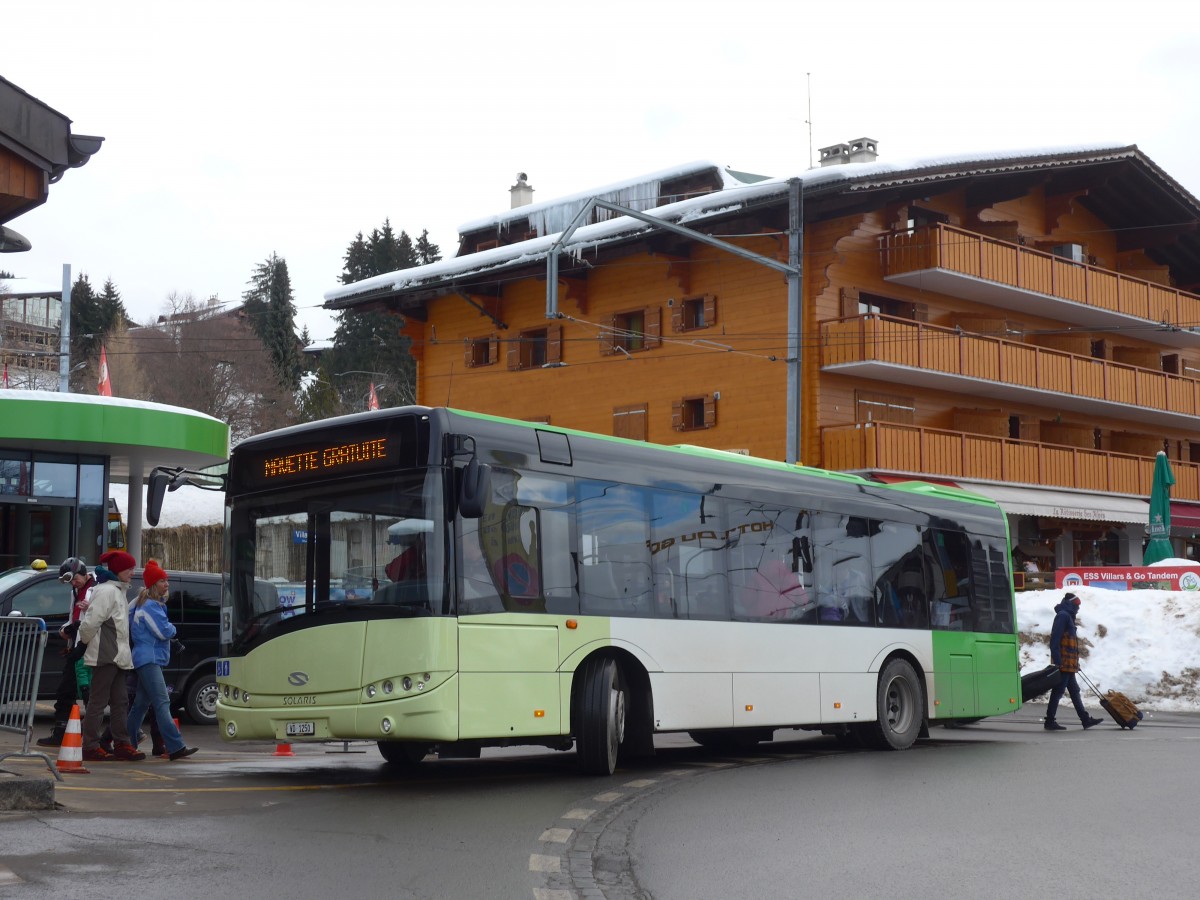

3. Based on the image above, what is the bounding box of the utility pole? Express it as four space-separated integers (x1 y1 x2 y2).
58 263 71 392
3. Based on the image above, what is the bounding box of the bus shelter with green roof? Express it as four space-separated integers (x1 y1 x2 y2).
0 390 228 570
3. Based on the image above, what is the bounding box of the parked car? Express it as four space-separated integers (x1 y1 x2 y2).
0 566 274 725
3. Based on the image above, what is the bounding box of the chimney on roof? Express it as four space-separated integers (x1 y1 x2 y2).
510 172 534 209
818 138 879 167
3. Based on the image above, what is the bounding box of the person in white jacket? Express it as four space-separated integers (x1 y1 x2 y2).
77 550 145 762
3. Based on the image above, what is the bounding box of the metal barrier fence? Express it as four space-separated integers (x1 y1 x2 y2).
0 615 61 780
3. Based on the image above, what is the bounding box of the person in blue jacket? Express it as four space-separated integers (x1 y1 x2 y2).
1044 592 1104 731
126 560 198 760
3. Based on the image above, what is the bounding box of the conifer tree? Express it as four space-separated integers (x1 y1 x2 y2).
341 232 372 285
415 230 441 265
296 219 441 421
243 252 302 389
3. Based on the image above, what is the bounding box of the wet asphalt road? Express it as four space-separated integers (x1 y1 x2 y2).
1 705 1197 899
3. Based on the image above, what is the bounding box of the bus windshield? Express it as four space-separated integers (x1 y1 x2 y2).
223 468 445 654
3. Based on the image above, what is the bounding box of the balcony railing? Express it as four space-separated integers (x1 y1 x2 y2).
822 421 1200 502
820 313 1200 420
880 223 1200 329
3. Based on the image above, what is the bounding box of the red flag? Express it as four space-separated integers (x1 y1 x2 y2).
367 382 380 411
2 362 8 388
97 345 113 396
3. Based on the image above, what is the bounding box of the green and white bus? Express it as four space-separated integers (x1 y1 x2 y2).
154 406 1020 775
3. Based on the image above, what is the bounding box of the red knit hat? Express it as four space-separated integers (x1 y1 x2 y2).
99 549 137 575
143 559 169 588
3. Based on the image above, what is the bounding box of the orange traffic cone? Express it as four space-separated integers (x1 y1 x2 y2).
56 703 90 775
273 741 295 757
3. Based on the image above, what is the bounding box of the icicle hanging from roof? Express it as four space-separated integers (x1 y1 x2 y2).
527 179 664 238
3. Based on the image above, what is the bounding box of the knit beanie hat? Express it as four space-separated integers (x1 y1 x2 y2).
1062 592 1081 607
98 549 137 575
142 559 168 588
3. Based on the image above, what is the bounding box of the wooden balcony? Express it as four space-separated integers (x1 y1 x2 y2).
822 421 1200 502
880 224 1200 349
820 313 1200 429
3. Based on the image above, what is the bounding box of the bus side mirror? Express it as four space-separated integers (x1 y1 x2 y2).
459 458 491 519
147 469 171 527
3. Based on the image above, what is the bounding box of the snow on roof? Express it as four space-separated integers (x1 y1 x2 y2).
0 388 225 424
324 142 1139 308
457 160 758 235
0 279 65 297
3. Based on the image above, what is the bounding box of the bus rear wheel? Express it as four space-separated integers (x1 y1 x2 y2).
377 741 430 768
863 658 924 750
574 656 626 776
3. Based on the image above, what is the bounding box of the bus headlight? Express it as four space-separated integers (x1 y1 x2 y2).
381 718 393 734
383 680 394 694
366 685 377 698
242 692 251 704
226 721 237 738
402 677 412 691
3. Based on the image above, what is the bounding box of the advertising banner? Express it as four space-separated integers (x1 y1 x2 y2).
1056 566 1200 591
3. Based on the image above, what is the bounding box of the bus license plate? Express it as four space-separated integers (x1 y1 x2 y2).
285 722 315 737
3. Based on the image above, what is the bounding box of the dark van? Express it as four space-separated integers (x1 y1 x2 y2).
0 566 274 725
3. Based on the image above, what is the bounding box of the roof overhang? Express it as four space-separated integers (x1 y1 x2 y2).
0 390 228 481
325 144 1200 314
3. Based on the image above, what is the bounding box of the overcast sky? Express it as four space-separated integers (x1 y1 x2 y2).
4 0 1198 343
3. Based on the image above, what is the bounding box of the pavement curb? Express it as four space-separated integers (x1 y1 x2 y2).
0 775 56 810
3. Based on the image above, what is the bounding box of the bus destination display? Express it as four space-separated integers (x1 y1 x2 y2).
263 438 388 480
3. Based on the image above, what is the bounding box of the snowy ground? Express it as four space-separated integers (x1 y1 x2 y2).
1016 587 1200 713
119 488 1199 712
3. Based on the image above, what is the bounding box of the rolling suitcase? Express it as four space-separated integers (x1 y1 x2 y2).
1079 670 1142 729
1020 664 1061 702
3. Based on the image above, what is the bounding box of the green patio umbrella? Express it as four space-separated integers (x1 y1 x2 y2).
1144 450 1176 565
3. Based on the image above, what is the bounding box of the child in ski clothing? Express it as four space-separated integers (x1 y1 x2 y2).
77 550 145 761
126 560 198 760
1044 592 1104 731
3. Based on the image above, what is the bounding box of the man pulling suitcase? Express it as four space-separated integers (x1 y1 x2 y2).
1044 592 1104 731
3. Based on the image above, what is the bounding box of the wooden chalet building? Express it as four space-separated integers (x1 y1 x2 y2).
325 144 1200 569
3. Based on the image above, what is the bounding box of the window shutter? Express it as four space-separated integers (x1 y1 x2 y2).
547 323 563 364
645 306 661 348
671 400 684 431
464 341 476 368
506 336 521 370
488 336 499 365
613 408 629 439
703 295 717 327
840 287 860 318
671 303 684 333
703 395 717 427
600 315 617 355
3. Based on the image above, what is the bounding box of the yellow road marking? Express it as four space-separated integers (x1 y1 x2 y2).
57 781 388 793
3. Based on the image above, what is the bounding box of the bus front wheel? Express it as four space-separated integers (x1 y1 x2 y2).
863 658 924 750
377 741 430 768
574 656 626 776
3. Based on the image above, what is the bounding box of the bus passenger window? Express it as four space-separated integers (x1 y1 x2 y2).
650 490 727 620
728 503 813 622
870 522 923 629
928 529 974 631
813 513 876 625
